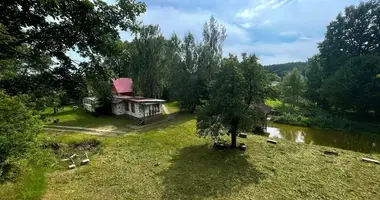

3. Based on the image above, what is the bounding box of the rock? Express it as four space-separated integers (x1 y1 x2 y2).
238 143 246 151
214 141 229 150
324 150 339 156
267 139 277 144
53 119 60 123
362 157 380 164
239 133 248 138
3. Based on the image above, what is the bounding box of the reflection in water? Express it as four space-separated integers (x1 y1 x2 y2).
266 123 380 153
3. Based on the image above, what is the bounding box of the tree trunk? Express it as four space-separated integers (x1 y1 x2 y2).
231 131 237 148
230 118 239 148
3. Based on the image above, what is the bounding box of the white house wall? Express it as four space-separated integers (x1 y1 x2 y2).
112 101 162 118
112 102 125 115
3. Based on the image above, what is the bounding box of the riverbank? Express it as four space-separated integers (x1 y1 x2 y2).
2 115 379 200
266 99 380 135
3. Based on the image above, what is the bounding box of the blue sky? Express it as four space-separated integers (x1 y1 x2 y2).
70 0 364 65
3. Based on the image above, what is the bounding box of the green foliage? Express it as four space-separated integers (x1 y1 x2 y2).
280 68 306 107
0 91 41 181
265 62 307 77
321 55 380 113
0 0 146 70
305 55 323 103
131 25 168 98
197 54 268 147
319 0 380 77
88 80 113 107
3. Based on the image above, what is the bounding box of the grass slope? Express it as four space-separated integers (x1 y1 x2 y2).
41 116 379 200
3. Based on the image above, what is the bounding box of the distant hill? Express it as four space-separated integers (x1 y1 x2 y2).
265 62 307 77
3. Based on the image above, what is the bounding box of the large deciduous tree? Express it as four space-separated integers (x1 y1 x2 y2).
319 0 380 77
321 55 380 114
280 68 306 107
197 54 268 148
131 25 167 98
305 55 323 104
0 0 146 69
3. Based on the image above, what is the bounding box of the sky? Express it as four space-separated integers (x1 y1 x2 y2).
70 0 364 65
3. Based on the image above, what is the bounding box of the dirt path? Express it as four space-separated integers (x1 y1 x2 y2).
43 113 179 136
43 125 125 136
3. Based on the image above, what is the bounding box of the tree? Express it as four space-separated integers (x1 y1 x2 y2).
172 32 200 113
319 0 380 77
0 91 41 178
321 55 380 114
265 62 307 77
166 33 183 101
197 54 268 148
280 68 306 107
131 25 167 98
198 17 226 93
305 55 323 104
0 0 146 71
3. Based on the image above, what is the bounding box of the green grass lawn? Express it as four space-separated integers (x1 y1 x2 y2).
164 101 180 114
42 106 133 130
2 115 380 200
38 115 380 199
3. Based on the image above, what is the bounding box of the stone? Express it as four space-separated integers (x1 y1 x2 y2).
267 139 277 144
238 143 246 151
239 133 248 138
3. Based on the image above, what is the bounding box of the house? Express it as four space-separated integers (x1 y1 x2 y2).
250 102 273 132
83 78 165 124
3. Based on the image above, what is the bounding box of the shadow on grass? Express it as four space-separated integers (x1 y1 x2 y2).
160 145 266 200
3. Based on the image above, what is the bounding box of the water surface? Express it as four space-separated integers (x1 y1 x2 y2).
266 123 380 153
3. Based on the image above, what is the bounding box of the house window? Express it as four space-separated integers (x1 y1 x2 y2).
126 102 129 112
131 102 135 113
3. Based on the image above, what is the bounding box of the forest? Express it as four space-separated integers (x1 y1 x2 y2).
1 0 380 192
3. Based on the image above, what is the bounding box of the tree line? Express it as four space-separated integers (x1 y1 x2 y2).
274 0 380 127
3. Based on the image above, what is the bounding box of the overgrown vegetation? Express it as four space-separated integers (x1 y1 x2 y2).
0 132 103 200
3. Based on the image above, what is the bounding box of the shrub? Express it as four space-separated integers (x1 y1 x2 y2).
0 91 42 181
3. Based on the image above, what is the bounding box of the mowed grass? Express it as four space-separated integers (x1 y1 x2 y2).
42 106 133 130
0 168 48 200
164 101 180 114
40 115 380 200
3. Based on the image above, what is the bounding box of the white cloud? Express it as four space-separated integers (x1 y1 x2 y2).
236 0 291 19
141 6 251 44
280 31 298 36
260 20 272 27
224 37 323 65
299 36 312 40
272 0 291 9
241 22 255 29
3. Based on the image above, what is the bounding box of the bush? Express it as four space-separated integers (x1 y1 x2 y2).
0 91 42 181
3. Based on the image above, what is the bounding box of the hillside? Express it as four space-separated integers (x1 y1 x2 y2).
2 115 378 200
265 62 307 77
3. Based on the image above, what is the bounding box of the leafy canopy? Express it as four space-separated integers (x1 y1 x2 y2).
197 54 268 148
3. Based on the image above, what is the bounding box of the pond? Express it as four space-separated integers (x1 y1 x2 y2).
266 122 380 153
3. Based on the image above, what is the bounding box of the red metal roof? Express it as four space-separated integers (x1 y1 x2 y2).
113 78 133 94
